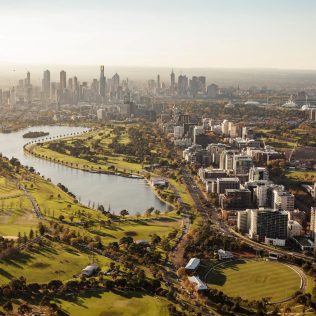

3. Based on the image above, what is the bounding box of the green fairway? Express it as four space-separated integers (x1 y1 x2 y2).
0 241 111 284
58 291 170 316
205 259 302 302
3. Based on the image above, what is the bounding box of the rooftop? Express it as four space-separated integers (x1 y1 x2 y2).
188 276 208 291
185 258 200 270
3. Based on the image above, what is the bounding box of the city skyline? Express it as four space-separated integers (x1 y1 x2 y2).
0 0 316 69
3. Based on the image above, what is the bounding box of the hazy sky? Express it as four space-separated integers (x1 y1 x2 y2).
0 0 315 69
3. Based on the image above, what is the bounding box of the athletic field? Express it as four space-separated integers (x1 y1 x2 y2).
205 259 302 302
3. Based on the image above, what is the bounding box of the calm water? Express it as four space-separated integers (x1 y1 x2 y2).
0 125 168 214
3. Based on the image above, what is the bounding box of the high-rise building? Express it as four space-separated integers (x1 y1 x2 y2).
233 154 253 175
99 65 106 99
26 71 31 86
249 167 269 181
248 208 288 245
157 74 161 90
42 70 50 99
273 190 295 212
60 70 66 91
112 73 120 94
178 75 189 96
170 69 175 95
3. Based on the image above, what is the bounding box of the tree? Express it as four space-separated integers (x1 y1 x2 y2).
145 207 154 217
3 301 13 312
176 267 187 279
120 209 129 218
29 229 34 239
154 209 161 217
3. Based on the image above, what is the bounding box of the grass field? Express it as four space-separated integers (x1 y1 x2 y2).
27 126 142 173
57 291 170 316
285 171 316 183
205 259 302 302
0 176 37 236
0 240 111 284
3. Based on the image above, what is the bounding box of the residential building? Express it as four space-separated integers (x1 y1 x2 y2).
219 188 252 209
233 154 253 176
288 220 302 238
216 178 240 194
249 167 269 181
273 190 295 212
249 208 288 246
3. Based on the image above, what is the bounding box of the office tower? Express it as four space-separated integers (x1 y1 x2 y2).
207 84 219 98
99 65 106 99
157 74 161 90
68 78 73 90
178 75 189 96
60 70 66 90
111 73 120 97
170 69 175 94
42 70 50 99
26 71 31 86
198 76 206 93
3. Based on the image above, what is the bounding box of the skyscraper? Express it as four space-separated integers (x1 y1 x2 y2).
42 70 50 99
26 71 31 86
60 70 66 91
112 73 120 94
170 69 175 95
157 74 161 90
99 65 106 99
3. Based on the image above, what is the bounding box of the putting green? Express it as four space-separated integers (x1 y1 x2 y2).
205 259 302 302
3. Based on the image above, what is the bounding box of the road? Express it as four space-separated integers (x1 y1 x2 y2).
182 169 315 263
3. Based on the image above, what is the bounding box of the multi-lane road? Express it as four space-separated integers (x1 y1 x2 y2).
182 169 315 263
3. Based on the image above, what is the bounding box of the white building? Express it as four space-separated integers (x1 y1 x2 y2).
273 190 295 212
221 120 229 136
218 249 234 260
288 220 302 238
249 167 269 182
97 108 106 120
188 276 208 291
174 126 185 139
185 258 200 271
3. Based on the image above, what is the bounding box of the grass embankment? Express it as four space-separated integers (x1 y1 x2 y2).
57 291 170 316
19 175 182 244
0 176 36 236
26 126 142 174
205 259 301 302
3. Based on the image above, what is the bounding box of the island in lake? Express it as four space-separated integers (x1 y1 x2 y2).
22 131 50 138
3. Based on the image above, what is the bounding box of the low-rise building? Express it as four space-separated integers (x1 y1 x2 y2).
188 276 208 291
185 258 200 271
218 249 234 260
82 264 100 277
